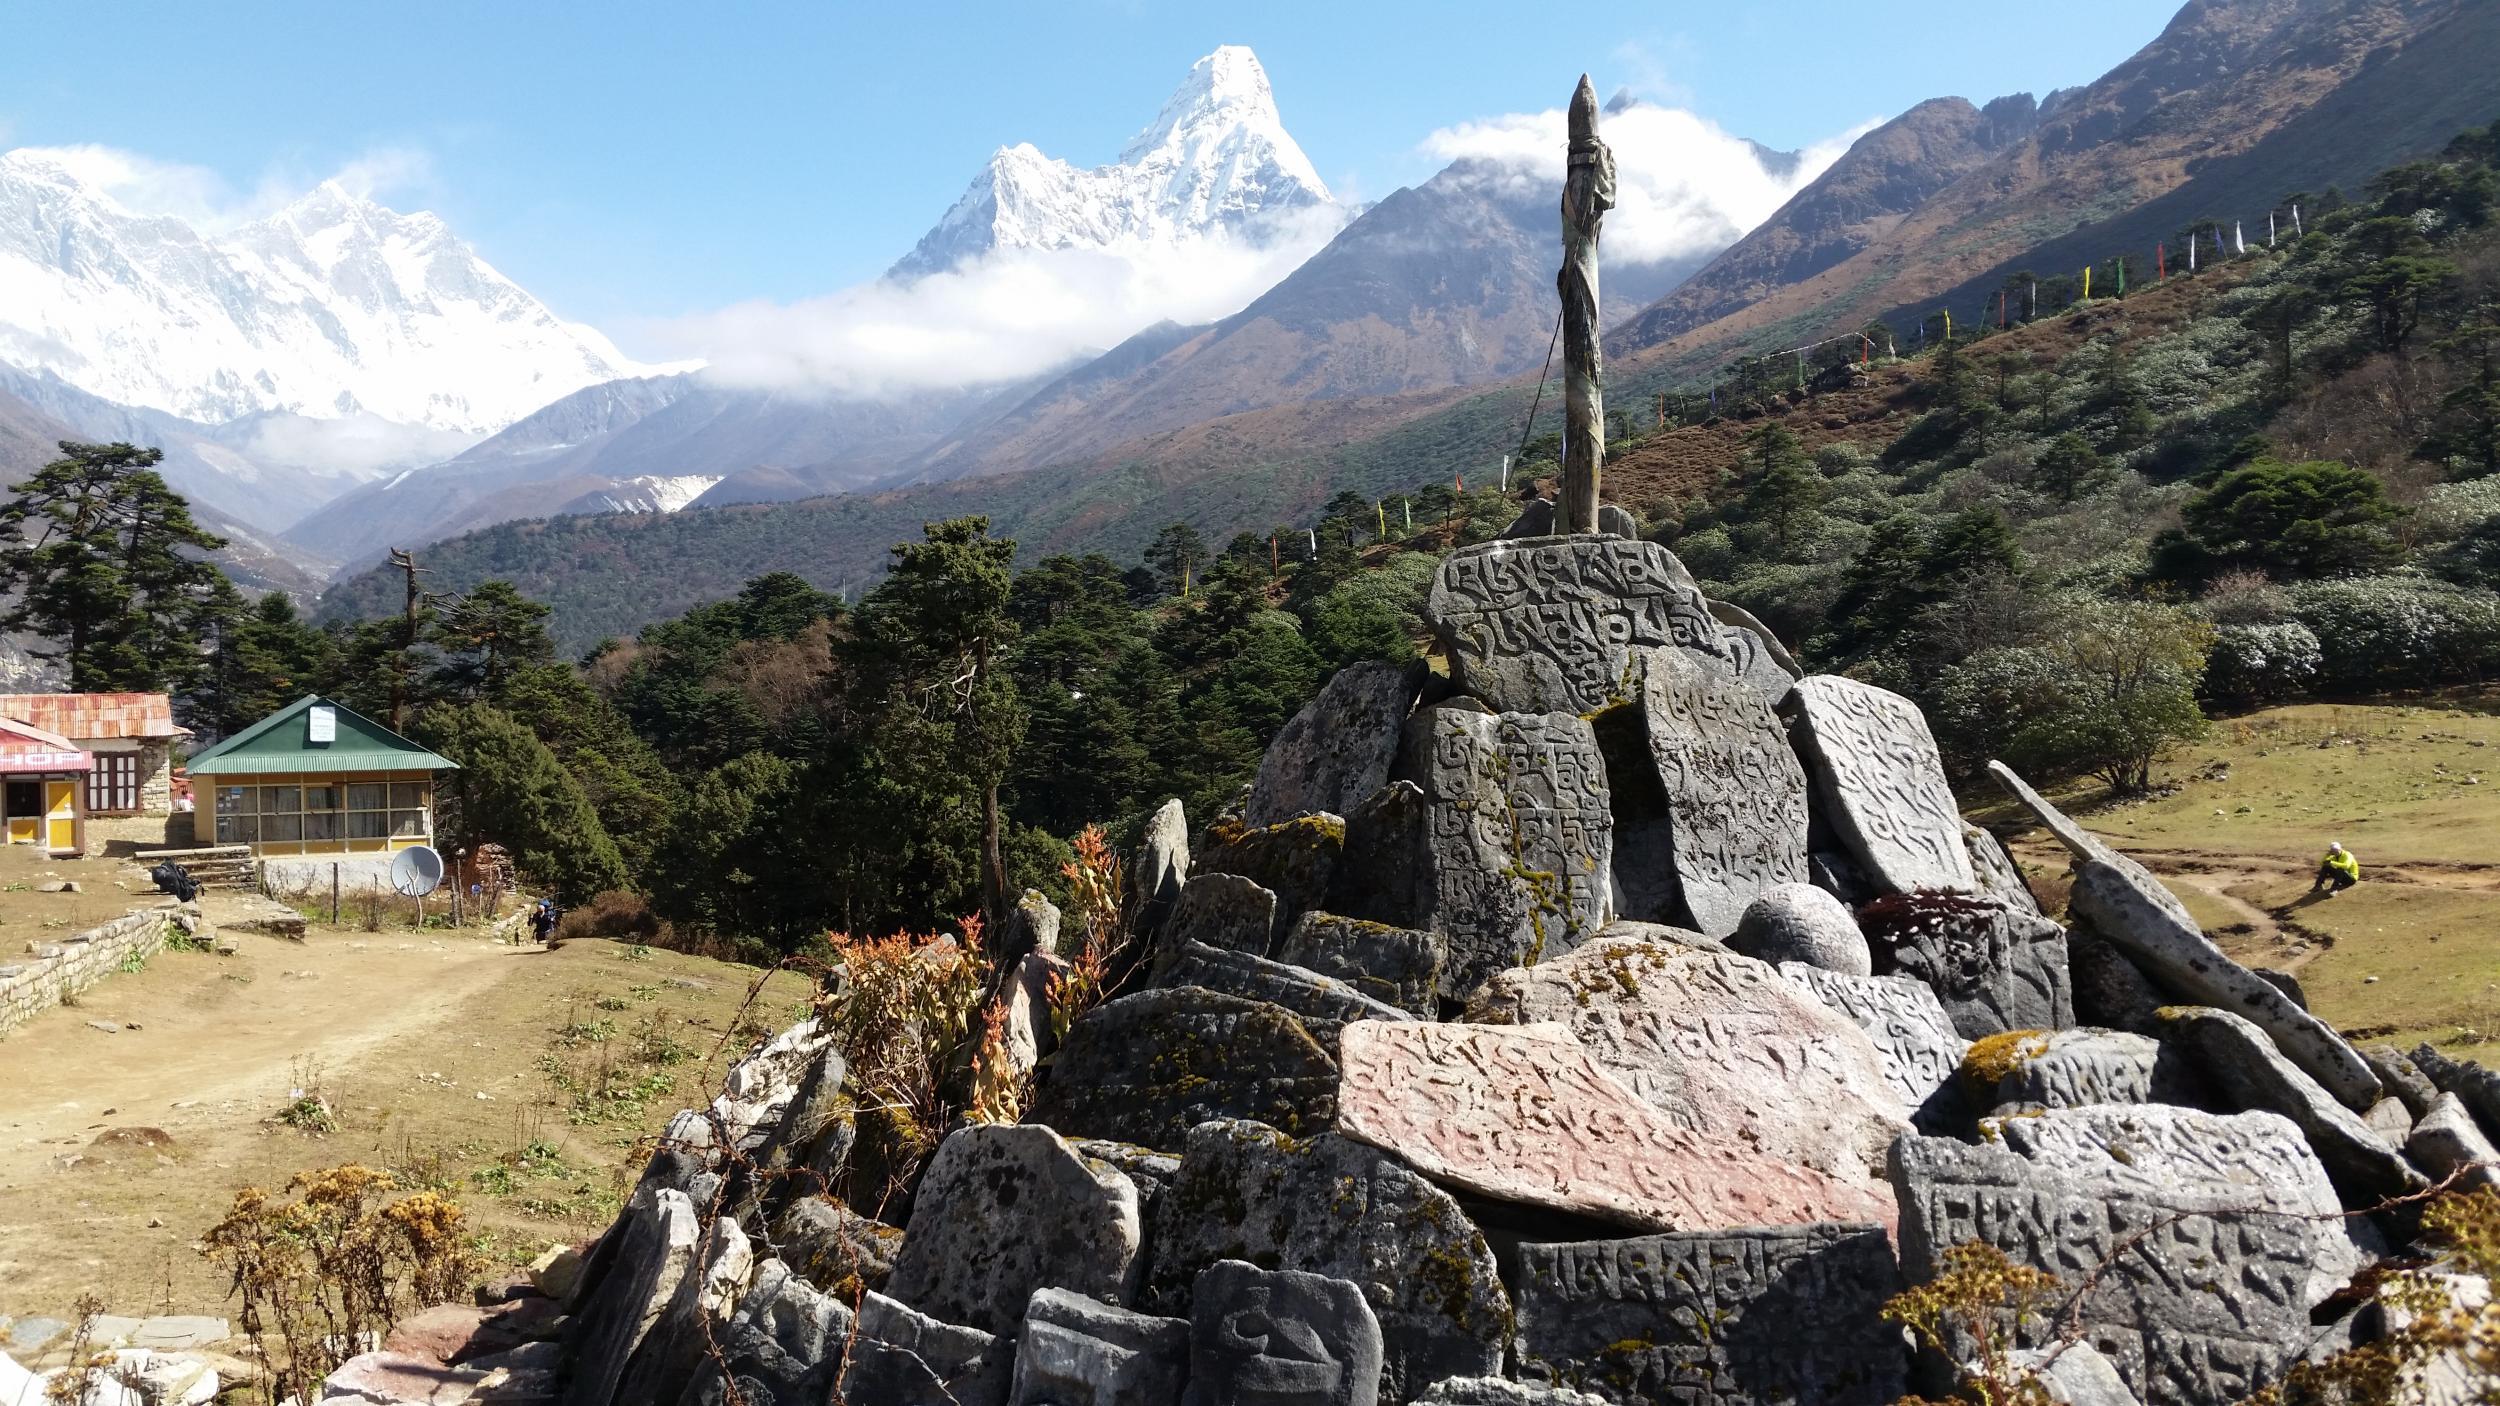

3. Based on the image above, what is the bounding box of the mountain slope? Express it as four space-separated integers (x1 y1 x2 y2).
890 46 1334 280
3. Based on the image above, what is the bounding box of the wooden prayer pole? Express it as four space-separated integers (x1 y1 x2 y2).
1558 74 1615 536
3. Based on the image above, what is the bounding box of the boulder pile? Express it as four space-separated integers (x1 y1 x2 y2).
534 534 2496 1405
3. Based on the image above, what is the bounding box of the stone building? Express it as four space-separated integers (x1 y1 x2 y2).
0 693 187 848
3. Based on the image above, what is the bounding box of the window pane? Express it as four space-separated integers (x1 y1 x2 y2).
304 785 341 812
349 811 391 839
348 783 387 811
265 814 302 841
304 812 340 841
217 787 253 816
390 783 424 808
223 814 259 843
391 810 427 837
263 786 300 815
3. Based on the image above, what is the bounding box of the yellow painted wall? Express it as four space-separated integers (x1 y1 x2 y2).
206 770 435 857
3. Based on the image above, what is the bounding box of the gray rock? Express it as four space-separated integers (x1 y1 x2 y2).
1972 1028 2210 1111
1985 1103 2372 1308
1275 912 1442 1016
1424 536 1727 716
742 1044 851 1218
1893 1129 2314 1405
1511 1224 1904 1406
1001 951 1064 1081
844 1292 1013 1406
1005 890 1064 966
2161 1006 2427 1207
2407 1093 2500 1192
2067 924 2166 1034
1400 706 1612 1000
2366 1096 2415 1145
129 1316 229 1351
1610 646 1810 937
1183 1260 1382 1406
1731 883 1869 976
1787 677 1976 893
1858 891 2072 1038
886 1123 1143 1333
1159 942 1412 1047
712 1017 835 1152
1073 1140 1182 1224
769 1197 903 1297
1245 661 1419 829
617 1216 753 1406
1467 939 1906 1184
1705 599 1801 679
1497 498 1555 539
2008 1344 2142 1406
1964 823 2043 915
1598 504 1641 541
1139 799 1190 931
1009 1288 1190 1406
2361 1044 2441 1118
6 1317 68 1354
2255 968 2310 1010
1194 817 1344 929
561 1188 698 1406
1991 761 2382 1112
1164 873 1281 959
1330 781 1430 931
1412 1381 1609 1406
1145 1121 1508 1401
1776 963 1968 1118
2411 1044 2500 1144
680 1260 853 1406
1028 988 1339 1151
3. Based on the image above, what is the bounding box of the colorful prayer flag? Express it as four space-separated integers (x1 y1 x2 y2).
2082 266 2091 300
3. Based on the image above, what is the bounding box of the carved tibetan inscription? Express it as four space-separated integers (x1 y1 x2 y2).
1629 647 1808 936
1407 707 1612 1001
1787 677 1975 894
1426 538 1724 715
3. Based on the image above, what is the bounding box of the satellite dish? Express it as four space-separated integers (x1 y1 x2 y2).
390 845 444 898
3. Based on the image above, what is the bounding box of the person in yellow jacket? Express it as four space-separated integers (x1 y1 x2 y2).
2312 841 2360 896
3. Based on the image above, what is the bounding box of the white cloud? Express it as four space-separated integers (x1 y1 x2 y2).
646 204 1350 400
7 142 436 231
231 412 478 479
1421 102 1878 267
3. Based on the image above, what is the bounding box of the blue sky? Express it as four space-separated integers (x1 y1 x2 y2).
4 1 2188 338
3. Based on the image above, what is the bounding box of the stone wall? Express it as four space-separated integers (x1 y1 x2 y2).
0 907 167 1038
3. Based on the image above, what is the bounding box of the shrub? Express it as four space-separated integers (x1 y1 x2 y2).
2204 622 2325 704
2197 567 2293 625
823 917 986 1215
1930 601 2211 792
552 889 666 946
2153 456 2402 585
2289 573 2500 688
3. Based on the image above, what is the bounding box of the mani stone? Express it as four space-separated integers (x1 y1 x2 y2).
1964 823 2043 915
1706 599 1801 678
1144 1120 1510 1401
1413 1381 1608 1406
1424 535 1727 716
1611 646 1809 937
885 1123 1143 1334
1786 677 1975 894
1990 761 2383 1112
1511 1223 1905 1406
1196 815 1345 927
844 1292 1014 1406
1246 660 1418 828
1182 1260 1383 1406
1963 1028 2209 1112
1140 798 1190 931
680 1260 852 1406
1160 941 1411 1047
2158 1006 2426 1207
1703 599 1801 705
1275 912 1442 1016
2067 925 2166 1034
1776 963 1969 1117
1164 873 1283 958
1467 940 1907 1184
2360 1044 2440 1118
1010 1288 1190 1406
1336 1019 1895 1231
1028 988 1338 1152
1401 706 1612 1000
1731 883 1869 976
2406 1093 2500 1192
2410 1043 2500 1142
1984 1104 2372 1310
1891 1129 2315 1406
1859 892 2073 1039
562 1188 698 1406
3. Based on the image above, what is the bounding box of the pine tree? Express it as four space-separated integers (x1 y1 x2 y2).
0 441 227 691
430 580 556 701
418 701 631 903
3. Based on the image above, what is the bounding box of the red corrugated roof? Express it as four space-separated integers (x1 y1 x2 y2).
0 693 187 740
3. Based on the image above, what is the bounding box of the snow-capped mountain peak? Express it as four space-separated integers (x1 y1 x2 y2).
889 44 1335 280
0 147 661 433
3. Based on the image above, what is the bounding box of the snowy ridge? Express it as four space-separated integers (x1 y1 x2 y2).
560 474 723 517
0 149 665 433
889 46 1335 279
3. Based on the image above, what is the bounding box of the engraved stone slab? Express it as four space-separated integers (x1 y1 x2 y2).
2159 1007 2426 1206
1009 1288 1190 1406
885 1123 1143 1334
1776 963 1969 1117
1466 941 1907 1184
1984 1104 2370 1308
1892 1131 2314 1406
1859 893 2072 1038
1330 782 1429 931
1969 1028 2208 1111
1246 661 1418 828
1733 883 1870 976
844 1292 1013 1406
1787 677 1975 893
1161 941 1411 1047
679 1260 852 1406
1511 1224 1905 1406
1990 762 2382 1112
1028 988 1338 1152
1196 816 1344 929
1275 912 1441 1016
1336 1019 1895 1231
1706 599 1802 680
1164 873 1282 958
1403 707 1612 1000
1414 1382 1608 1406
1182 1260 1382 1406
1616 646 1809 937
1425 537 1725 715
1145 1121 1508 1402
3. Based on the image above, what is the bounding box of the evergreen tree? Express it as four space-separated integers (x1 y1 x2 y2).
1738 425 1823 559
0 441 226 691
2434 316 2500 475
2033 433 2113 502
193 586 340 738
418 701 631 903
430 580 555 701
1142 522 1208 597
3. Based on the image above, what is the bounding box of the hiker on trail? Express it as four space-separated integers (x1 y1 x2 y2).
2312 841 2361 896
531 898 561 946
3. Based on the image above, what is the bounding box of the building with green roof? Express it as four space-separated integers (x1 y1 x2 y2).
186 696 456 858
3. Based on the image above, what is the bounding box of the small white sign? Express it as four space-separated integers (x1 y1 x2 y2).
308 706 336 744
